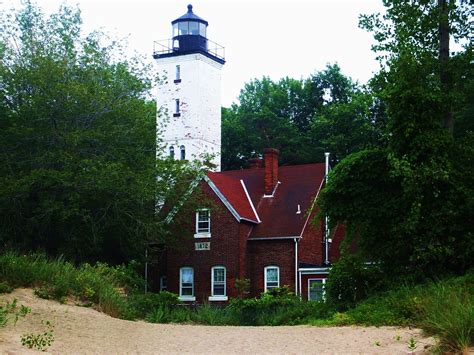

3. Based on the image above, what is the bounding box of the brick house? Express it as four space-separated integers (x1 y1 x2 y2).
158 148 345 302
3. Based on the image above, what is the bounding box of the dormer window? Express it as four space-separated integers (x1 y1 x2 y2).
173 99 180 117
194 209 210 238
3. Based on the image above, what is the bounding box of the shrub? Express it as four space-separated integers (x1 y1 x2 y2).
21 320 54 351
129 291 179 318
0 281 13 294
325 254 385 311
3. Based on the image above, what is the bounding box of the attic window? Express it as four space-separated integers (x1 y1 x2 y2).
194 209 210 238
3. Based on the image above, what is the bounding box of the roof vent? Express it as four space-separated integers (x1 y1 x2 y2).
296 204 301 214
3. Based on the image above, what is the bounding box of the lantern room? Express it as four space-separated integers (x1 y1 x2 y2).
153 4 225 64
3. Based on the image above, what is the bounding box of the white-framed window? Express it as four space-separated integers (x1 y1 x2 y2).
169 145 175 158
179 267 195 301
175 65 181 81
194 209 210 238
308 278 326 302
180 145 186 160
160 276 167 292
264 265 279 292
209 266 227 301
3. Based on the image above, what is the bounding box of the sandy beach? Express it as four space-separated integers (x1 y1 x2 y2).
0 288 435 354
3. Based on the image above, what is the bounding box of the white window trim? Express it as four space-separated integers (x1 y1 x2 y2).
179 267 195 301
209 266 227 301
308 278 326 301
194 209 211 238
264 265 280 292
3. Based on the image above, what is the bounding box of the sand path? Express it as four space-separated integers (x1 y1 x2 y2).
0 288 434 354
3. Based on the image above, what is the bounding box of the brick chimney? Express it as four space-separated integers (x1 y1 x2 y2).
248 158 263 169
264 148 279 195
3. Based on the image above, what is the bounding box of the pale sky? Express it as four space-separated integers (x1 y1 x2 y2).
2 0 386 107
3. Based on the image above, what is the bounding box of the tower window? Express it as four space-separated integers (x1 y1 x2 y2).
169 146 175 159
173 99 180 117
174 65 181 83
180 145 186 160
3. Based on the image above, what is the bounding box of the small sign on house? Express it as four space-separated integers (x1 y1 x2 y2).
195 242 210 251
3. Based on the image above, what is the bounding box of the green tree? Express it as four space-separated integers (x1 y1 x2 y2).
320 0 473 282
0 2 200 263
222 64 384 170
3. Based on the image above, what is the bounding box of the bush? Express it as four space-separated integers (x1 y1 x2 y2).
227 286 334 326
129 291 179 318
0 281 13 294
325 255 385 311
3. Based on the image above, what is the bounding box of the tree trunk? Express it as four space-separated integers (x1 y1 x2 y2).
438 0 453 134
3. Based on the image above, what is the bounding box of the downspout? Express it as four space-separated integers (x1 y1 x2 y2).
298 269 302 298
324 152 330 265
294 238 298 296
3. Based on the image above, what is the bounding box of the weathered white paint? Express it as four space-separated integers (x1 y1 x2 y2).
156 53 223 171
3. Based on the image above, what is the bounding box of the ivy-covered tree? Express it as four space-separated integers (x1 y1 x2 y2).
0 3 200 263
320 0 473 281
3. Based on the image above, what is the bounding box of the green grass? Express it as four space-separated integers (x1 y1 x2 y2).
420 284 473 353
340 271 474 352
1 252 471 352
0 252 133 319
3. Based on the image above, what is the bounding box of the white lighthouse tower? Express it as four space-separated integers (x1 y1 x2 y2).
154 4 225 171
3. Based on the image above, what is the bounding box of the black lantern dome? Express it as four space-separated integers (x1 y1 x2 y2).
153 4 225 64
171 5 208 53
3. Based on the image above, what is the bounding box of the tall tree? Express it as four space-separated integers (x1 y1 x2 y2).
0 2 200 263
222 64 384 170
320 0 473 280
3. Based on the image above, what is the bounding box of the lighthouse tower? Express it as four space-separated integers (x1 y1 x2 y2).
154 4 225 171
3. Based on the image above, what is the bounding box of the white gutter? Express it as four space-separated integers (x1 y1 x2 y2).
324 152 330 265
299 267 330 275
298 269 302 297
249 236 301 241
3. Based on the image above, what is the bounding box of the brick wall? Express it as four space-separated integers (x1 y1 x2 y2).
298 212 325 266
246 239 296 297
165 182 248 302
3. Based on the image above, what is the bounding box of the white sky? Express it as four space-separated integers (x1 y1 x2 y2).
2 0 386 107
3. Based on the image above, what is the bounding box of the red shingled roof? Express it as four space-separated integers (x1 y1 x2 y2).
206 172 259 223
206 163 325 238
